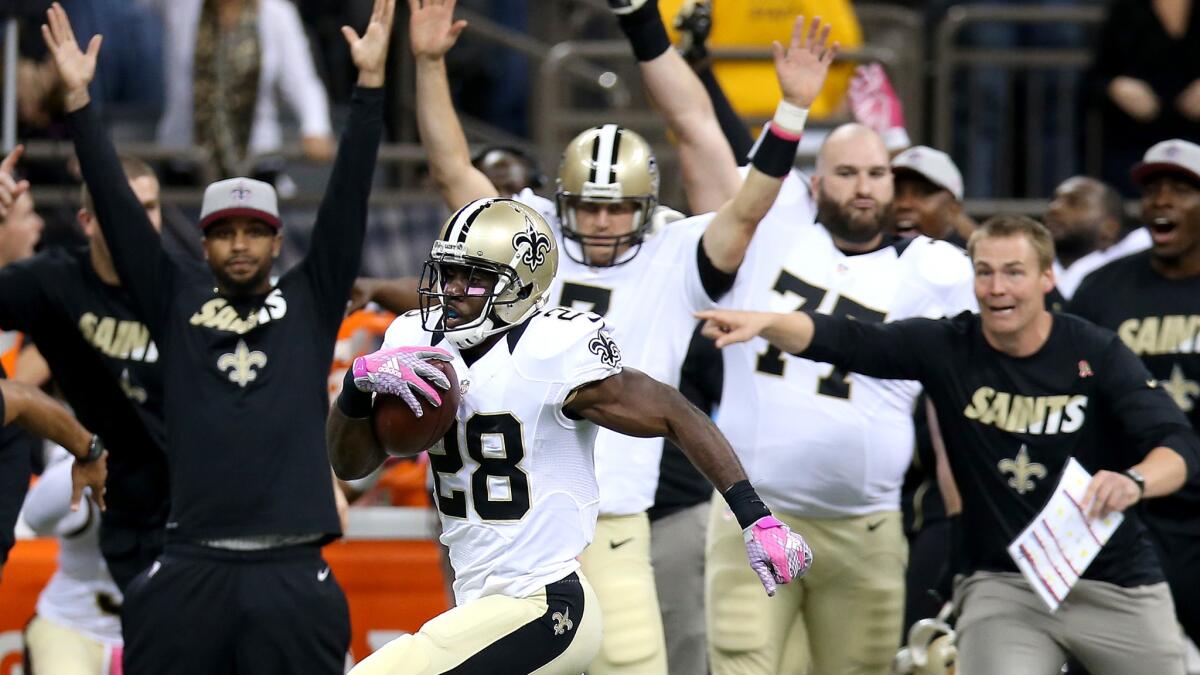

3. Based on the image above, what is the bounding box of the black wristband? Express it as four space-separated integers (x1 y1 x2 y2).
750 125 800 178
616 1 672 62
723 479 772 530
337 368 373 419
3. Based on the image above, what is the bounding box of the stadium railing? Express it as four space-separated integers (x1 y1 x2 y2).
932 4 1108 197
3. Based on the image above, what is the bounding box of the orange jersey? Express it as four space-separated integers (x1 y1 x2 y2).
0 330 24 377
329 309 396 398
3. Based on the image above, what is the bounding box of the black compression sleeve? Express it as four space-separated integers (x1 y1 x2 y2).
616 0 672 62
337 368 373 419
698 66 755 163
723 479 772 529
696 239 736 301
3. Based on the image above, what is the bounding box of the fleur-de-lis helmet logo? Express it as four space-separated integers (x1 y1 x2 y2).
512 214 552 272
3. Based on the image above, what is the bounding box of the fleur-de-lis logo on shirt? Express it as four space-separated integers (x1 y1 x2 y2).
1160 364 1200 413
552 608 574 636
217 339 267 387
119 368 148 403
512 215 552 272
998 444 1047 495
588 330 621 368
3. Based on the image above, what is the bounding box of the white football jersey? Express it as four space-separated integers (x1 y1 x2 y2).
516 190 715 516
719 195 976 518
22 452 123 645
383 308 622 605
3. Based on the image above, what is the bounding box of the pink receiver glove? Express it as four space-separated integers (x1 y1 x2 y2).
352 346 454 417
743 515 814 596
848 63 911 151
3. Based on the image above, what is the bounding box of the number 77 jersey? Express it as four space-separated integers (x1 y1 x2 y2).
382 308 623 606
718 214 976 518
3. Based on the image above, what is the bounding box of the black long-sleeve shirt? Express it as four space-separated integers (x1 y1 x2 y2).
67 86 384 542
801 310 1200 587
0 246 170 526
1069 251 1200 536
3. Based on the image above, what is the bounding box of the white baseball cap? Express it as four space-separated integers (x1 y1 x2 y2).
891 145 964 201
199 177 281 230
1131 139 1200 187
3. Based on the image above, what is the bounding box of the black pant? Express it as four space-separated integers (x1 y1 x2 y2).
121 542 349 674
100 517 165 592
903 517 954 636
0 430 33 567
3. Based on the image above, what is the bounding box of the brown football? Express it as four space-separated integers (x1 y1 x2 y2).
371 360 459 457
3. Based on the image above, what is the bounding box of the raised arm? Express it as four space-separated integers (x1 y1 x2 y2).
700 16 836 274
565 366 812 596
348 277 421 314
300 0 393 326
1 379 105 511
410 0 500 208
612 0 741 212
46 3 173 328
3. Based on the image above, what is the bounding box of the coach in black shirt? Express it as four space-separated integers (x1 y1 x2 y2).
45 0 393 671
1069 138 1200 645
699 215 1199 675
0 154 168 590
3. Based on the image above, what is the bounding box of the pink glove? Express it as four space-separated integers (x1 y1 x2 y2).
352 346 454 417
848 63 911 151
743 515 813 596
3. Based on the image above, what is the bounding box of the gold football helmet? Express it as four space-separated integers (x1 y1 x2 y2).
555 124 660 266
419 198 558 348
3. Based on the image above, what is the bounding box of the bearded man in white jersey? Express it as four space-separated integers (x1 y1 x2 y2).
326 198 811 674
695 123 976 675
348 3 838 673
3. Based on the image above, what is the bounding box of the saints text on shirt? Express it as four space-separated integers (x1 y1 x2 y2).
962 386 1088 435
78 312 158 362
188 288 289 334
1117 315 1200 356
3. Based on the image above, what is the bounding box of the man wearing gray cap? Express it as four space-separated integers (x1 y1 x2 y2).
1069 138 1200 647
44 0 395 671
891 145 976 246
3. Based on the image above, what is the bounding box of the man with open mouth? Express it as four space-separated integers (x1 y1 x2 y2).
1069 138 1200 653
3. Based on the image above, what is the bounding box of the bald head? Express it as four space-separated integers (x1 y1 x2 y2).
815 124 890 176
812 124 894 249
1045 175 1124 264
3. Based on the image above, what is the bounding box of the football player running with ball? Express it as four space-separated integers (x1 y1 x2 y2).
328 198 810 675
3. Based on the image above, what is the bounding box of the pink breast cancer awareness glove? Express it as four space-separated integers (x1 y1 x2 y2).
743 515 813 596
848 63 911 151
352 346 454 417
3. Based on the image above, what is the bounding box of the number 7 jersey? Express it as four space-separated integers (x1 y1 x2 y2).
382 308 623 605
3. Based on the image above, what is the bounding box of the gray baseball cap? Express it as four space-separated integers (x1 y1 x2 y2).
199 177 281 230
1131 139 1200 187
891 145 964 201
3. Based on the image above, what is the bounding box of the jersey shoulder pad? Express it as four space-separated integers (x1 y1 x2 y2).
903 236 973 289
513 188 559 231
512 308 622 384
381 309 430 349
